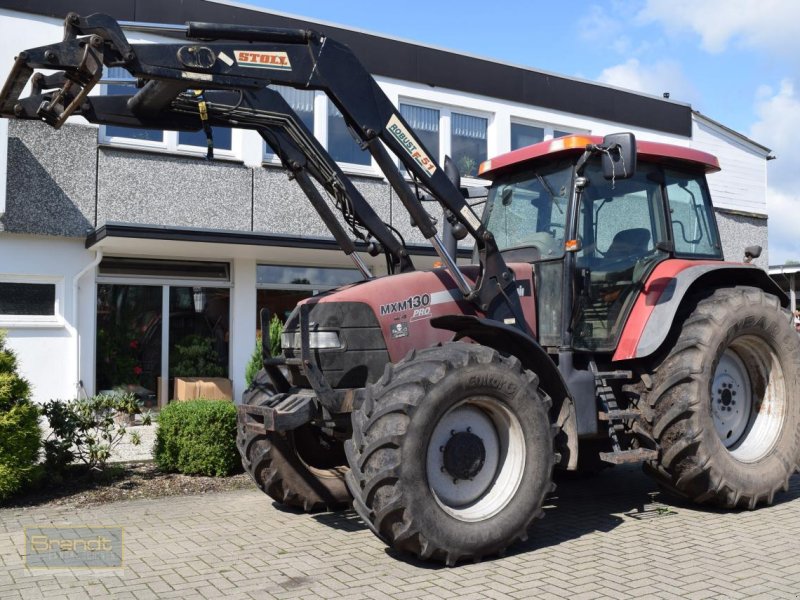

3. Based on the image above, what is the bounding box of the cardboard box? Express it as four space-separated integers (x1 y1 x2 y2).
173 377 233 401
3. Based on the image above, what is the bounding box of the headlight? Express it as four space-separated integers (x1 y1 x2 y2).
281 331 342 349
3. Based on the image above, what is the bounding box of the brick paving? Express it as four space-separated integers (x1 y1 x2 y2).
1 464 799 599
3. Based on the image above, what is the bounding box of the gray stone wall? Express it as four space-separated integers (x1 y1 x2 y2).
3 121 408 241
97 148 253 231
714 208 769 268
3 121 97 237
1 121 771 270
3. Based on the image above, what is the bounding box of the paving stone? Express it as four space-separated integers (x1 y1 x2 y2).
0 465 797 599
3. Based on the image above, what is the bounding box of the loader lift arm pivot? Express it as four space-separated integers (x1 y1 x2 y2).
0 12 526 327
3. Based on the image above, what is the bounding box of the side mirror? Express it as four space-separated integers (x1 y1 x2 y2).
601 132 636 180
744 245 762 263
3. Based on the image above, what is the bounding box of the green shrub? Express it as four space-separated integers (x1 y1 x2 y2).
269 314 283 358
245 315 283 388
41 393 140 472
154 399 238 476
170 335 225 378
245 343 261 389
0 331 41 502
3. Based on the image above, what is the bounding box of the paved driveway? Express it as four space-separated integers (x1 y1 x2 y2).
2 464 799 599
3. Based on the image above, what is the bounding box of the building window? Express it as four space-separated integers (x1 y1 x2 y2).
256 264 362 328
327 103 371 166
400 103 440 160
398 99 491 180
102 67 234 155
96 258 232 407
451 112 487 178
0 282 55 316
510 123 545 151
0 280 56 319
96 283 163 403
510 120 585 151
0 278 62 327
104 68 163 144
264 86 316 158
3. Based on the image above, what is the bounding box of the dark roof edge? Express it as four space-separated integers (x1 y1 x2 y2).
85 222 473 258
1 0 692 137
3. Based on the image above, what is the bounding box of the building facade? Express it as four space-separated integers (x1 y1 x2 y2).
0 1 771 404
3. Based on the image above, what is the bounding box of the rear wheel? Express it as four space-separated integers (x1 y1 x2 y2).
344 343 555 565
237 370 351 512
646 287 800 508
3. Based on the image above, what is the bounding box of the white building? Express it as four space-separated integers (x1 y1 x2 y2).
0 0 771 404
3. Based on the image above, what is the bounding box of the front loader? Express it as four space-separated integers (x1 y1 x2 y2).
3 13 798 566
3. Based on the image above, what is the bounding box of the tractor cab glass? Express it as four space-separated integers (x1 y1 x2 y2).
572 160 670 350
483 160 573 261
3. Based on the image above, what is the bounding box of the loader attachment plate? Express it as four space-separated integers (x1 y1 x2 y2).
238 391 317 434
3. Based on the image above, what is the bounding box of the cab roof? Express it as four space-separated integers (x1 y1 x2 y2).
478 134 721 179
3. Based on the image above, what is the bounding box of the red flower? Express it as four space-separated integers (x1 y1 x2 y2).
129 340 138 349
133 365 143 376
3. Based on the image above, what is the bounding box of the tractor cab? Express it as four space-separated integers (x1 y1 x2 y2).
479 135 723 353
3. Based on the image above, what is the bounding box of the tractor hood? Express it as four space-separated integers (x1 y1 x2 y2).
281 264 536 390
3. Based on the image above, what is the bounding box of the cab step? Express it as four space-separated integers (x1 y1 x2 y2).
598 409 644 421
599 448 658 464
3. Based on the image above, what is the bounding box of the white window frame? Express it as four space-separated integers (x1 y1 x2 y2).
398 97 493 185
0 274 65 328
98 75 243 161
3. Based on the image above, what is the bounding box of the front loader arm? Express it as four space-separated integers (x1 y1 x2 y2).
0 12 526 328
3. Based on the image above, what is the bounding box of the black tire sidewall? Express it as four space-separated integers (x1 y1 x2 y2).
693 299 800 491
399 360 553 554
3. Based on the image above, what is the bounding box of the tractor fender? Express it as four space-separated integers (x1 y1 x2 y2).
613 260 788 362
431 314 579 469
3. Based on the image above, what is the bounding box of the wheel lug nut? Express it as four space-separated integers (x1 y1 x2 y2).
452 478 458 484
439 446 444 452
440 466 445 472
467 427 472 433
450 429 455 436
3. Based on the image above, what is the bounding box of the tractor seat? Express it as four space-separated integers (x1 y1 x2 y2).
604 228 651 262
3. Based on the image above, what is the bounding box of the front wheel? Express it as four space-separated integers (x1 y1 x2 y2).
646 286 800 508
344 343 556 565
237 370 351 512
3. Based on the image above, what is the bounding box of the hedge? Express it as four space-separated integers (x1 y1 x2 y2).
154 399 239 476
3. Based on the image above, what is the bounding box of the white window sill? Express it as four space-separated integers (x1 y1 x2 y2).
0 318 66 329
99 140 243 164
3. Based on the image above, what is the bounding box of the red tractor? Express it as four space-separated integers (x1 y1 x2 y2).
3 13 798 566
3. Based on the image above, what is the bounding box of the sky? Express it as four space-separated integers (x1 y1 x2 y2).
242 0 800 264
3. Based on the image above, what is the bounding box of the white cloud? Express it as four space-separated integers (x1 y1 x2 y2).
596 58 697 103
578 4 624 42
638 0 800 55
749 79 800 263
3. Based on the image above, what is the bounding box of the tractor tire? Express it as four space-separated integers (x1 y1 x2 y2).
237 370 351 512
645 286 800 508
344 343 556 565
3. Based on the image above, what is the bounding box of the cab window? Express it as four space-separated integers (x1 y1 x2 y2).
484 161 573 259
664 170 722 258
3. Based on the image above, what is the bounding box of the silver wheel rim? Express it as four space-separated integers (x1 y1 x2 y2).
425 398 525 522
711 336 786 462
